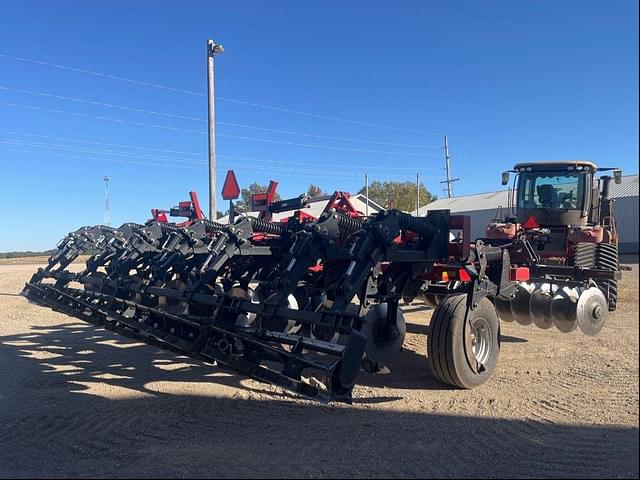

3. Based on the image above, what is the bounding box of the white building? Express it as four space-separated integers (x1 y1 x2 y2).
413 175 639 254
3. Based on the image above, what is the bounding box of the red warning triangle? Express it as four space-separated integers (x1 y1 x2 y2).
221 170 241 200
523 215 539 229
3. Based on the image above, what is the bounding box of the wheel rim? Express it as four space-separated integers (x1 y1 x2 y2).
470 317 492 366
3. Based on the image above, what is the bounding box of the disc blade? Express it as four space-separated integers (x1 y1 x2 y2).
284 293 300 332
511 284 533 325
229 287 257 327
364 303 406 363
530 284 554 330
551 287 578 333
494 297 514 322
576 287 608 336
161 279 188 315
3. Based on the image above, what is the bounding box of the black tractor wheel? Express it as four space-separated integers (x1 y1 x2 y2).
573 242 597 268
427 294 500 389
595 243 618 311
573 242 618 311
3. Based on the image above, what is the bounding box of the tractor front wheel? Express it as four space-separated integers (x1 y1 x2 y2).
427 294 500 389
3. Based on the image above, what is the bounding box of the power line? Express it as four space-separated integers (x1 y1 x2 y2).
0 85 203 121
215 132 442 156
0 136 444 173
0 138 205 165
1 130 203 158
0 85 441 149
0 101 443 157
0 101 204 133
214 97 443 136
1 146 203 170
0 52 444 136
2 130 448 170
212 121 440 149
1 145 433 181
0 53 205 96
218 154 443 172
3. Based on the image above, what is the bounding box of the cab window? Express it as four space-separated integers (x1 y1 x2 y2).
518 172 583 210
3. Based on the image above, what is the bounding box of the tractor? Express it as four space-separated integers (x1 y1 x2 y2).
485 160 622 335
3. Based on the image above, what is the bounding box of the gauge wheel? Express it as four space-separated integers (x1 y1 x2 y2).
428 293 500 389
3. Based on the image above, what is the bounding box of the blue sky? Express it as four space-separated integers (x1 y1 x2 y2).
0 0 637 251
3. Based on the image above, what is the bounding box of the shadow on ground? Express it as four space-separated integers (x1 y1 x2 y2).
0 320 637 478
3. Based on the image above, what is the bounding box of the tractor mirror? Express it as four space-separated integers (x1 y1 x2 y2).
613 169 622 184
501 171 510 185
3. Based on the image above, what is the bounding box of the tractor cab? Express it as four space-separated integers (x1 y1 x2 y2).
500 161 622 229
510 161 596 227
487 161 623 256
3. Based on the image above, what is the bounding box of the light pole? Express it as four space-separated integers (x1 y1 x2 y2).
207 38 224 220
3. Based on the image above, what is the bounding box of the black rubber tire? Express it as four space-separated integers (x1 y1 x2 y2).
573 242 597 268
427 294 500 389
574 242 618 311
594 243 618 311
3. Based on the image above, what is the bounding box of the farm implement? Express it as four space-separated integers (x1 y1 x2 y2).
21 165 622 402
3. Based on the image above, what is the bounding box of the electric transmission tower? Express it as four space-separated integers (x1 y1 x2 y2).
440 135 459 198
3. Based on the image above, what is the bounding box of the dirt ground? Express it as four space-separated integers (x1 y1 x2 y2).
0 262 638 478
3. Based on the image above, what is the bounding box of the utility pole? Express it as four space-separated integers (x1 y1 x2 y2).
416 172 420 214
365 173 369 216
103 176 110 226
440 135 459 198
207 38 224 220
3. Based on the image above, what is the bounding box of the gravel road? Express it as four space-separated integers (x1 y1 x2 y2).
0 262 637 478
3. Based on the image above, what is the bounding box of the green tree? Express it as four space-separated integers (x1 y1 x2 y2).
306 184 328 198
357 180 436 212
235 183 282 212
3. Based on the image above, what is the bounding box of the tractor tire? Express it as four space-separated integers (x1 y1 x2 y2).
595 243 618 311
574 242 618 311
573 242 597 268
427 293 500 389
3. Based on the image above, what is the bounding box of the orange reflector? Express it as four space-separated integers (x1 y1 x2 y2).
440 269 472 282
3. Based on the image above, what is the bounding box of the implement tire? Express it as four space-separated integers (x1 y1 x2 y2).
427 294 500 389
